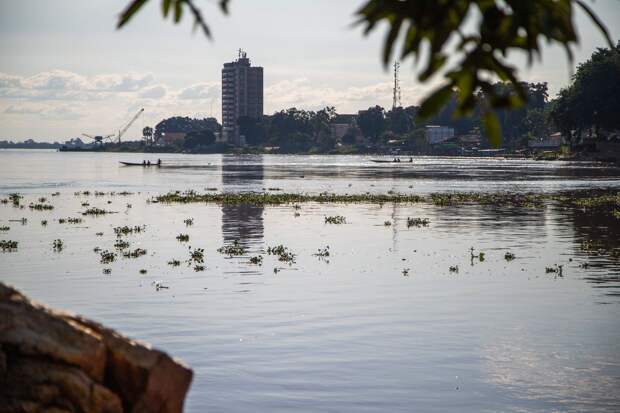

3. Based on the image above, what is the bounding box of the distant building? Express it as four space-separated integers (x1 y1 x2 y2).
425 125 454 145
221 50 263 145
529 132 563 150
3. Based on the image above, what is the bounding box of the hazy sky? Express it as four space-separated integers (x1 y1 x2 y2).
1 0 619 141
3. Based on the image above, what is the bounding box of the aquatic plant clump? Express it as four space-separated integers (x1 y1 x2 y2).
168 259 181 267
9 193 23 206
176 234 190 242
188 247 205 264
123 248 147 258
407 217 430 228
504 252 516 261
267 244 296 264
183 218 194 226
0 226 9 231
249 255 263 265
52 239 64 252
113 225 145 236
100 250 117 264
217 240 246 256
325 215 346 224
114 239 130 250
0 240 18 251
313 246 330 258
82 207 114 216
29 203 54 211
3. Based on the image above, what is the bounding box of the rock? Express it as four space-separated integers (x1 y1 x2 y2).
0 283 192 413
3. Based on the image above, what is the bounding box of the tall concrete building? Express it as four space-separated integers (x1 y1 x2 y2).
221 50 263 145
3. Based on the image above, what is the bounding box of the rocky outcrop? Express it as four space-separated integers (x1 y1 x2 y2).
0 283 192 413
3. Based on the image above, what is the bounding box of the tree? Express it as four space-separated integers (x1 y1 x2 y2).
117 0 611 144
550 41 620 143
386 107 413 135
357 106 386 143
342 127 358 145
184 130 215 149
238 116 266 146
154 116 220 141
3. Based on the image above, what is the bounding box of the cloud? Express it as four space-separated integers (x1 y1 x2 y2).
138 85 167 99
24 70 89 90
92 73 154 92
4 104 85 120
177 83 219 100
0 73 23 89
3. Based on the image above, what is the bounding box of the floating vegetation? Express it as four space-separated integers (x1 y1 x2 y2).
193 265 205 272
325 215 346 224
113 225 145 236
217 240 246 256
504 252 516 261
41 220 47 226
93 246 102 253
81 202 90 207
51 192 60 196
123 248 147 259
294 212 300 217
0 240 18 251
95 191 105 196
82 207 114 216
114 239 130 250
9 193 22 206
168 259 181 267
545 264 564 277
449 265 459 273
267 187 282 191
183 218 194 226
102 268 111 275
407 217 430 228
29 203 54 211
0 226 9 231
52 239 64 252
154 191 425 206
152 281 169 291
267 244 296 264
139 269 147 274
95 232 103 236
206 187 218 191
313 246 330 258
188 247 205 264
470 247 485 264
58 217 83 224
176 233 190 242
384 220 392 226
293 204 301 210
249 255 263 265
100 250 116 264
402 268 410 276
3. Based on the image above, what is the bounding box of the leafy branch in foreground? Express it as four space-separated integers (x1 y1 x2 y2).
117 0 229 38
354 0 612 146
117 0 612 145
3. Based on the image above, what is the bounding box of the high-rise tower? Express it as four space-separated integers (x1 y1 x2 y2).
221 50 263 145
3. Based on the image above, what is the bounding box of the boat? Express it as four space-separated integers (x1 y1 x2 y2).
370 158 414 163
119 161 161 167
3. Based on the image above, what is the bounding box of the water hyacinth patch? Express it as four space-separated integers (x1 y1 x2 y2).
267 244 296 264
100 250 117 264
407 217 430 228
0 240 18 251
217 240 246 256
325 215 346 224
52 239 64 252
176 234 190 242
29 203 54 211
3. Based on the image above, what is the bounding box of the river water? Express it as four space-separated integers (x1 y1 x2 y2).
1 149 620 412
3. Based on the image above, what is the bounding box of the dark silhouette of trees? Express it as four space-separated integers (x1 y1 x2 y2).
550 41 620 144
183 129 215 149
238 116 266 146
154 116 220 142
358 106 386 143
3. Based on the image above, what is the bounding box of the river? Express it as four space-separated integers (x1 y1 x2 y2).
1 149 620 412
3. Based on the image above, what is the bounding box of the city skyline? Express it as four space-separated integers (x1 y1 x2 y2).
1 0 619 141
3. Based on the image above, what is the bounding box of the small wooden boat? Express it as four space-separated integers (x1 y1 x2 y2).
370 159 414 163
119 161 160 167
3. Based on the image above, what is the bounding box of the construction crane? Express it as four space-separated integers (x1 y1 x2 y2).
82 133 114 145
116 108 144 143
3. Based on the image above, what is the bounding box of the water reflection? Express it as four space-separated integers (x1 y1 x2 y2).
220 154 265 251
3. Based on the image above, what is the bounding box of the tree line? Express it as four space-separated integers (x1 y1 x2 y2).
152 42 619 153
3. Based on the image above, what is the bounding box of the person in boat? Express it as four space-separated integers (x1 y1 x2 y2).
157 158 161 166
142 160 146 166
409 157 413 162
147 160 151 166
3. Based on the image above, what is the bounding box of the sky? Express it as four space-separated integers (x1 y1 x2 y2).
1 0 619 142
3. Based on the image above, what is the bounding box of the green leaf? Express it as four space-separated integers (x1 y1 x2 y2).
483 112 502 148
174 0 183 22
417 84 453 120
162 0 171 17
117 0 150 29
